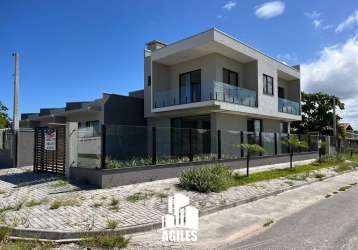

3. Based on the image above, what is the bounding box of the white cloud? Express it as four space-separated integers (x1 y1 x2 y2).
222 1 237 11
313 19 322 29
255 1 285 19
277 53 297 64
322 24 334 30
335 10 358 33
217 15 223 19
304 11 322 19
301 36 358 127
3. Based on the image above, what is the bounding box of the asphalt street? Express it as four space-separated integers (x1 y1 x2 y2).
225 182 358 250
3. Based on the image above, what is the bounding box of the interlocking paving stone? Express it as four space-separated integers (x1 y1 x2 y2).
0 164 340 234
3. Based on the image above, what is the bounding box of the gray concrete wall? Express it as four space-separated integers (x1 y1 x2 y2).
70 152 318 188
17 130 34 167
103 93 146 126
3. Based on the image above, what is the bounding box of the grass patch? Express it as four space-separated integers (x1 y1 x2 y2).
1 240 53 250
25 199 45 208
338 185 352 192
126 192 147 203
109 197 119 206
325 194 331 198
286 172 309 181
91 202 103 208
80 233 129 249
49 180 68 188
334 163 353 173
49 195 81 210
106 219 118 230
177 158 352 193
263 219 274 227
0 227 9 243
157 192 168 202
230 161 337 187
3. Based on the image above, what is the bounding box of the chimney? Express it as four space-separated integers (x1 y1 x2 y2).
146 40 167 51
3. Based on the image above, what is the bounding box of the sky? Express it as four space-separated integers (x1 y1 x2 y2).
1 0 358 126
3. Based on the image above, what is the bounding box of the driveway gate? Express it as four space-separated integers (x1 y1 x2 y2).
34 125 66 175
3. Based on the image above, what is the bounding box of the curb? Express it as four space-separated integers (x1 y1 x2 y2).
2 167 355 241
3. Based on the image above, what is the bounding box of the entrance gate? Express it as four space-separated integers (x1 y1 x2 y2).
33 125 66 175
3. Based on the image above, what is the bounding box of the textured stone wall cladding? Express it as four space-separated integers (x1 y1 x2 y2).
70 152 318 188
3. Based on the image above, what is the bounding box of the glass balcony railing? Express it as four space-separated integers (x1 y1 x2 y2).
153 81 257 109
278 97 300 115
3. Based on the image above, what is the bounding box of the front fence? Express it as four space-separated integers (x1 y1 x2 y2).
75 124 323 169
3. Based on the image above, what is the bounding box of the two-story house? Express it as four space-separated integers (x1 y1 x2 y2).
144 28 301 157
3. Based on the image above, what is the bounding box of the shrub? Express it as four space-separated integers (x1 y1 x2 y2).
179 165 233 193
81 233 129 249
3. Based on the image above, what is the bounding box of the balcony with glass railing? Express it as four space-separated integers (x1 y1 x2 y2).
153 81 257 109
278 97 300 115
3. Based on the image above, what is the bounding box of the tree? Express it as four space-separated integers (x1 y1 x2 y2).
0 102 9 128
291 92 345 135
235 144 265 177
286 135 308 169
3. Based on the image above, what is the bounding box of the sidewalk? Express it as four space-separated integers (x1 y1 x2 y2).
126 170 358 250
0 158 346 240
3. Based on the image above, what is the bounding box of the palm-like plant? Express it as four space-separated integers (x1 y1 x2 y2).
235 143 265 176
286 135 308 169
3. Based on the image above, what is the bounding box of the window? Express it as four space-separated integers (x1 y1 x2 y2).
147 76 151 86
85 120 100 136
179 69 201 104
280 122 289 133
223 68 239 86
263 74 274 96
278 87 285 98
247 119 262 133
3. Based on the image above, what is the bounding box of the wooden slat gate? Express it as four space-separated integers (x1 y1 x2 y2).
34 126 66 175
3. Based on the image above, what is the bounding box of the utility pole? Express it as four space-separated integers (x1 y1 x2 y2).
333 97 338 152
12 52 20 131
12 52 20 168
333 97 336 138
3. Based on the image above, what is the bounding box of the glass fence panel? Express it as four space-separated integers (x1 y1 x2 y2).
278 133 289 155
213 82 257 107
221 130 242 159
77 127 101 168
105 125 151 168
156 127 190 164
192 128 216 161
262 132 275 156
278 98 300 115
153 81 257 109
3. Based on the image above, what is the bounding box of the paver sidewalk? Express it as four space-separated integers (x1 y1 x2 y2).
125 170 358 250
0 159 343 238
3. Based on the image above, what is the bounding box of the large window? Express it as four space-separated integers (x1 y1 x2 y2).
263 74 274 96
179 70 201 104
223 68 239 86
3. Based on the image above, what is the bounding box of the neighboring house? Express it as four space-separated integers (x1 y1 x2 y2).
340 123 353 132
20 92 146 132
144 28 301 155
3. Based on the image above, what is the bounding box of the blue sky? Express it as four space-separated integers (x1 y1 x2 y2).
1 0 358 124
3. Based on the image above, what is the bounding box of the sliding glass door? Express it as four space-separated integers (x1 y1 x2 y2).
179 69 201 104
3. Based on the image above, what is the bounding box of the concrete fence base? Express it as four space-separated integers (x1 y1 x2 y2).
69 152 318 188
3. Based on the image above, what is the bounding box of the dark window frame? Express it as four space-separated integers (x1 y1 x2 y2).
223 68 239 86
147 75 151 86
179 69 201 104
263 74 274 96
